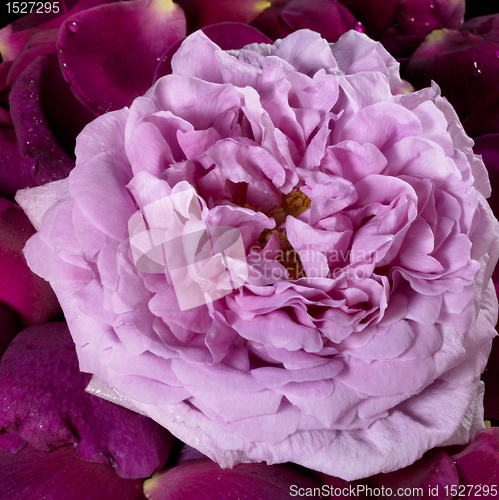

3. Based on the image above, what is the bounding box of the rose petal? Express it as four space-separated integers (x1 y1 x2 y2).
58 0 186 114
0 444 146 500
452 428 499 488
0 0 115 61
174 0 269 32
0 323 174 479
143 459 323 500
0 198 59 326
251 0 362 43
9 53 95 189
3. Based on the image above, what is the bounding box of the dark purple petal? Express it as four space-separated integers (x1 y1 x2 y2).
154 22 272 81
0 0 115 61
0 198 59 326
174 0 270 33
461 14 499 43
8 53 95 190
473 134 499 217
57 0 186 114
0 444 146 500
0 127 39 198
381 0 465 58
405 29 499 117
482 337 499 420
0 303 17 359
143 459 323 499
0 323 175 479
452 428 499 488
251 0 362 43
339 0 398 38
6 29 59 86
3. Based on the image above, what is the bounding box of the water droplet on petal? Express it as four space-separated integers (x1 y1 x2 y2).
63 63 67 68
410 17 415 22
69 22 79 33
495 50 499 58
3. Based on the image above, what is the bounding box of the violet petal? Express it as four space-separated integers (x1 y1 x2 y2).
461 13 499 43
251 0 362 43
0 444 146 500
143 459 323 499
9 53 95 188
0 322 174 479
0 198 59 326
57 0 186 114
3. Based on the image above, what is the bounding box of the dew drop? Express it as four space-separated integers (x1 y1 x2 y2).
69 22 79 33
410 17 415 22
156 57 161 62
63 63 67 68
473 61 482 76
495 50 499 58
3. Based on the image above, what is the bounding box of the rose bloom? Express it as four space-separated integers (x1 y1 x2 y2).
23 29 499 480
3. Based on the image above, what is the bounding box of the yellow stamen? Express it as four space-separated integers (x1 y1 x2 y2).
254 1 272 13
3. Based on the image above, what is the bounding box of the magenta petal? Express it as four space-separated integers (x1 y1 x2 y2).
0 323 174 479
0 198 59 326
0 444 146 500
251 0 362 43
58 0 186 114
0 0 115 61
144 459 323 499
338 0 398 38
6 29 58 86
174 0 268 32
405 29 499 117
9 53 95 187
452 428 499 487
461 14 499 43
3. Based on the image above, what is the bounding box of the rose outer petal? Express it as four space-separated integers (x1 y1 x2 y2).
0 323 174 479
143 459 323 500
57 0 186 114
0 444 146 500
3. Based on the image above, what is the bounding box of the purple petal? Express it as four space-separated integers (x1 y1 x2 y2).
143 459 323 499
0 198 59 326
251 0 362 43
0 322 174 479
452 428 499 486
0 0 115 61
405 29 499 118
57 0 186 114
8 53 95 189
6 29 58 86
338 0 398 38
461 13 499 43
0 303 17 359
0 444 146 500
174 0 269 32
